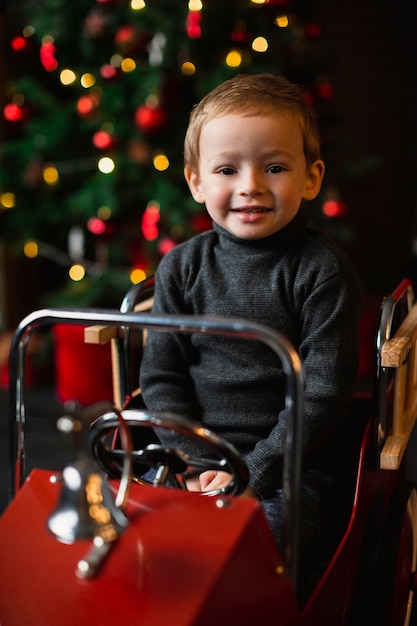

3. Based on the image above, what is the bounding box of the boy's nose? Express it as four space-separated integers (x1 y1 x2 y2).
238 170 265 196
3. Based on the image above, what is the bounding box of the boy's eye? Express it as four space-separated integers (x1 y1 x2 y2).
218 167 235 175
267 165 284 174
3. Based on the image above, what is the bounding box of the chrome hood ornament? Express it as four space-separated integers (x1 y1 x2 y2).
47 401 132 578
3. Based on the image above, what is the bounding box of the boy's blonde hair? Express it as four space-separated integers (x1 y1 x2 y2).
184 73 321 171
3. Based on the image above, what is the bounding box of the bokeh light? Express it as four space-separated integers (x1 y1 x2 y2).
69 264 86 281
225 50 242 67
23 240 38 258
131 0 146 9
80 73 96 88
60 68 77 85
252 36 268 52
0 192 15 209
153 153 169 171
98 156 115 173
43 166 59 185
181 61 196 75
130 268 147 284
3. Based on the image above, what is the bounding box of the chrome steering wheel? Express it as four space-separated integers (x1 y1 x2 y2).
89 409 249 496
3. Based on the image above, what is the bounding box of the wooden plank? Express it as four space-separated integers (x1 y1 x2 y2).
111 339 121 409
134 297 154 312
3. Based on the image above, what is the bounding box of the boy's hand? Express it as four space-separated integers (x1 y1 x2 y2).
199 469 230 491
185 470 232 492
198 470 259 499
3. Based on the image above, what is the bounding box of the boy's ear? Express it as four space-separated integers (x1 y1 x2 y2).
303 159 325 201
184 166 205 204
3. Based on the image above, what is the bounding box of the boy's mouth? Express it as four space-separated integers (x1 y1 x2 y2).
230 206 272 223
231 206 272 214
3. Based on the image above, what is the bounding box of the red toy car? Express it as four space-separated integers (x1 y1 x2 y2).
0 278 416 625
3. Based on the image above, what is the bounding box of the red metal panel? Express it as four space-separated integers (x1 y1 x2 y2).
0 470 299 626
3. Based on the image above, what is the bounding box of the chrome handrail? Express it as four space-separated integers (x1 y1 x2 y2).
116 276 155 403
8 307 304 595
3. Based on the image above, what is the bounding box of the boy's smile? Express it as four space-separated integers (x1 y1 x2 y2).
230 205 273 223
185 113 324 240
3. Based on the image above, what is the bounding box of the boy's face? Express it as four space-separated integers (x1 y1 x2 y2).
185 112 324 240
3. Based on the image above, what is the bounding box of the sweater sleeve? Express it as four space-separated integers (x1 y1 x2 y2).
244 269 362 498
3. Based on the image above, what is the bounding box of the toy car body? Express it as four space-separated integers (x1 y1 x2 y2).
0 279 416 625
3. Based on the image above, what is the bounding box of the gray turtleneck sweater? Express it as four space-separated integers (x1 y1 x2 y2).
139 210 362 506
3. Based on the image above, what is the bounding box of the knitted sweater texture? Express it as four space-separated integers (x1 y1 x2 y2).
140 210 363 500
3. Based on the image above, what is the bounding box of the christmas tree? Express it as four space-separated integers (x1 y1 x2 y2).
0 0 352 309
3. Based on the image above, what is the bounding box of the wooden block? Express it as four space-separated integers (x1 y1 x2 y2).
381 303 417 368
380 435 406 470
84 325 121 344
381 336 410 368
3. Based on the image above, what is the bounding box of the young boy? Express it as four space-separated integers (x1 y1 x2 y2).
139 74 362 563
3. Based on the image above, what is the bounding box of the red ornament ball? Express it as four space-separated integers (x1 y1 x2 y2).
134 104 167 134
158 238 176 256
100 64 118 80
115 24 136 44
4 102 29 122
115 24 150 55
92 130 114 150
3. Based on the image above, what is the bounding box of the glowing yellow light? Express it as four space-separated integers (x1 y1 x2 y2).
131 0 146 9
130 268 147 284
0 192 15 208
98 157 115 174
153 153 169 171
60 68 77 85
97 205 112 220
188 0 202 10
69 264 86 282
43 166 59 185
181 61 196 75
252 36 268 52
250 0 266 4
121 57 136 72
80 73 96 88
225 50 242 68
275 16 289 28
23 240 38 258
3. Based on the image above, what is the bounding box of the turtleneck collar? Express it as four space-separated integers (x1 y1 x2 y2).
212 208 308 250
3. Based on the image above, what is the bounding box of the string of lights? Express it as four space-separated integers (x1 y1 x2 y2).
1 0 350 306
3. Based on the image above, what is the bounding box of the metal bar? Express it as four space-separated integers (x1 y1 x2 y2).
8 306 304 595
118 278 154 405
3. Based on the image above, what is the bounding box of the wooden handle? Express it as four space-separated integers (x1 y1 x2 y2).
380 303 417 469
